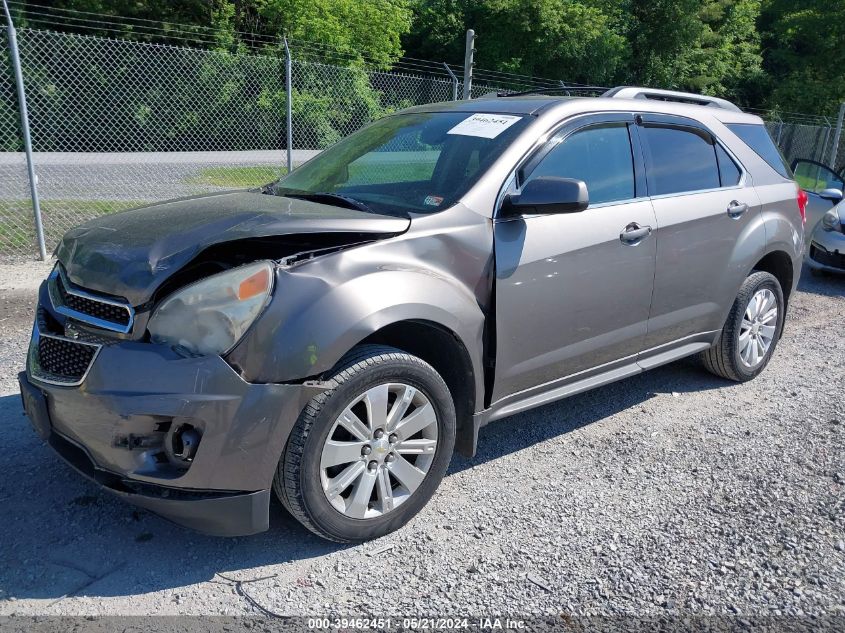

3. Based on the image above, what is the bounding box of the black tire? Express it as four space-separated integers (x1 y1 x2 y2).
274 344 456 542
701 271 785 382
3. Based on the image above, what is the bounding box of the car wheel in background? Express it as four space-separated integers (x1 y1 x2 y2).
701 271 785 382
274 345 456 542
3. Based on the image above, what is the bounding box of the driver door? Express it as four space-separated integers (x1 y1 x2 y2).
491 116 657 404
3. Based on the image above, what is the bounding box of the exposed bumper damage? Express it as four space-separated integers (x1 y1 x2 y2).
21 191 489 534
21 301 324 536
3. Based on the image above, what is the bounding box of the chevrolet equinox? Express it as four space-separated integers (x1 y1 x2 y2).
20 87 805 542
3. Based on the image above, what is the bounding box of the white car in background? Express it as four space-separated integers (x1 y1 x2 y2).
792 159 845 275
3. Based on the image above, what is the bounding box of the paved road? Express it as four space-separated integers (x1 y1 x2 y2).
0 151 320 257
0 151 320 202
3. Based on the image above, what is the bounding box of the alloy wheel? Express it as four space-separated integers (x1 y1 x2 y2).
319 383 438 519
738 288 778 368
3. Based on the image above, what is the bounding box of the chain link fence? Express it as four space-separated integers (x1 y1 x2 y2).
765 118 841 170
1 26 843 259
0 26 35 258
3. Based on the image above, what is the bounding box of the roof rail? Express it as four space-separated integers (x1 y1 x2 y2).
602 86 742 112
496 86 610 98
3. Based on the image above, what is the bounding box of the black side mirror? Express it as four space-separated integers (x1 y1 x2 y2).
501 176 589 216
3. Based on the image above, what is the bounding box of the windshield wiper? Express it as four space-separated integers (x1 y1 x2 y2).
277 191 374 213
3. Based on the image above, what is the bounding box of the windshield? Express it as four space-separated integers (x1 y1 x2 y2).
268 111 529 215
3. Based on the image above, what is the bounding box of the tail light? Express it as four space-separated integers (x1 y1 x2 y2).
796 186 808 225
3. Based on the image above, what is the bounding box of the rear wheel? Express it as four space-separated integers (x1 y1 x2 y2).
274 345 456 542
701 271 785 382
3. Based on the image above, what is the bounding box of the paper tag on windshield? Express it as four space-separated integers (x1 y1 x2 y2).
447 113 521 139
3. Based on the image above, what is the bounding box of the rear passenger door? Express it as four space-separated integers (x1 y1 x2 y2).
639 115 765 352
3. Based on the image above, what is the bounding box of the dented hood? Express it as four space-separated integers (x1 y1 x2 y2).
56 191 410 305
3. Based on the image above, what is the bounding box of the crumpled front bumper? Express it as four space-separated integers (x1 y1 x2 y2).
20 316 323 536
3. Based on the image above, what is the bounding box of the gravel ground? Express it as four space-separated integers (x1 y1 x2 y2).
0 261 842 619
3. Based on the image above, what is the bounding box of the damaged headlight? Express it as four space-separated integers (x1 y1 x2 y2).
148 261 274 356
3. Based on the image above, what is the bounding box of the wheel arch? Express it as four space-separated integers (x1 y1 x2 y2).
228 267 488 422
358 319 477 458
751 249 795 307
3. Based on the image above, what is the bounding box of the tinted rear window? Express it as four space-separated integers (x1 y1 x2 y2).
642 125 720 195
726 123 792 179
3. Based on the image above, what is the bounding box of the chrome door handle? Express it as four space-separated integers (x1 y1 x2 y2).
620 222 653 245
727 200 748 218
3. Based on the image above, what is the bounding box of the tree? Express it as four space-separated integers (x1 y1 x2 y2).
405 0 629 85
759 0 845 117
623 0 764 105
250 0 413 67
28 1 413 66
36 1 236 48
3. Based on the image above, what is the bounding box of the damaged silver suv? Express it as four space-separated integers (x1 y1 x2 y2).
20 87 804 542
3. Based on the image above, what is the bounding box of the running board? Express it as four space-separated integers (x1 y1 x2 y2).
483 340 712 424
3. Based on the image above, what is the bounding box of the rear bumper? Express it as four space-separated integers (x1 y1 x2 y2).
19 326 323 535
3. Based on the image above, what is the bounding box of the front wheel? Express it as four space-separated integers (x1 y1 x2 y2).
701 271 785 382
274 345 456 542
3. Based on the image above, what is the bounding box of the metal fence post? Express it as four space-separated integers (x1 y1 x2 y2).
283 36 293 174
820 116 831 164
829 102 845 169
462 29 475 100
3 0 46 260
443 62 458 101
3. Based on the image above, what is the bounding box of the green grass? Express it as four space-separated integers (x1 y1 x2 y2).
794 173 817 191
188 155 436 190
0 218 30 249
347 162 436 184
1 199 146 254
187 165 287 188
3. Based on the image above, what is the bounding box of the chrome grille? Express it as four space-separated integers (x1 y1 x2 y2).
38 336 97 379
28 328 101 387
48 266 134 333
55 273 131 326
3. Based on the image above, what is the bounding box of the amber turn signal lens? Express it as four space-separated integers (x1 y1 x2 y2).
237 267 271 300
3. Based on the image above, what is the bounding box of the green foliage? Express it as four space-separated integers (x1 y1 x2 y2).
18 32 290 151
41 1 237 48
14 0 845 119
290 63 386 148
407 0 629 85
760 0 845 117
474 0 630 84
187 165 286 187
42 0 413 66
627 0 764 105
0 98 21 152
405 0 836 116
254 0 413 67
